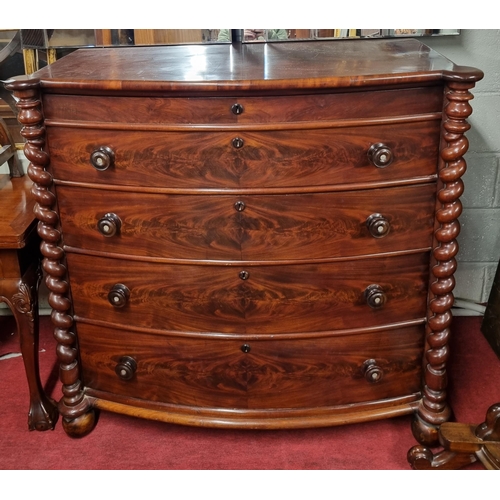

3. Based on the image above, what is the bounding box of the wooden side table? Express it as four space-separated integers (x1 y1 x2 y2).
0 173 57 430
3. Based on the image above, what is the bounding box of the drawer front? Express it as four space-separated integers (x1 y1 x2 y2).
67 252 430 334
46 121 440 189
57 184 436 260
42 86 444 124
77 322 425 409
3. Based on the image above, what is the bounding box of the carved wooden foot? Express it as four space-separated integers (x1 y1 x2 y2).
408 404 500 469
411 413 441 447
2 266 58 431
408 445 477 470
61 409 97 438
17 306 58 430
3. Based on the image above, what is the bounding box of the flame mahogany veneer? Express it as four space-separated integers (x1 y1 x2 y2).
6 39 483 449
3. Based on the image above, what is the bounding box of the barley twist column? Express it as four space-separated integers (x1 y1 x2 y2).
412 81 476 447
5 77 96 437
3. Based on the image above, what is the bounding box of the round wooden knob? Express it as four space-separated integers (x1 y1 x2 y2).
366 213 390 238
368 143 393 168
363 359 383 383
97 213 122 237
90 146 115 171
115 356 137 381
108 284 130 308
231 103 244 115
232 137 244 149
364 284 387 309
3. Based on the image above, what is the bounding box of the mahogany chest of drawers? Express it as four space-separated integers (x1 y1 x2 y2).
6 39 483 446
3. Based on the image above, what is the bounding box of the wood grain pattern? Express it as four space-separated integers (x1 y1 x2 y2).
56 183 436 260
77 322 424 409
42 87 444 124
46 121 440 189
67 252 430 334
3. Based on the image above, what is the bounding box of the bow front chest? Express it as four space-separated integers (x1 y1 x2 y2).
6 39 483 445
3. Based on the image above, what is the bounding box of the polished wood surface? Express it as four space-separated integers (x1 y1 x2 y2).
23 39 482 93
41 86 444 123
67 252 429 333
46 121 441 190
55 184 435 261
5 40 483 449
78 322 424 410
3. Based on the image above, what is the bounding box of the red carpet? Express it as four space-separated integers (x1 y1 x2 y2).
1 314 499 469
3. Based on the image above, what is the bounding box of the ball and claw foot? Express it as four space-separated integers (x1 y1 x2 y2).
29 396 59 431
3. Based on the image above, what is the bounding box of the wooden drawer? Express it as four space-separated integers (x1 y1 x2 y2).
42 86 444 124
46 121 440 189
77 322 425 409
67 252 430 334
57 183 436 260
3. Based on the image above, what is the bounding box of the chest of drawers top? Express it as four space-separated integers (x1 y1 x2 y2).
29 38 479 94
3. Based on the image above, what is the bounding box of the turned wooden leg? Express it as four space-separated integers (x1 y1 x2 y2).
9 265 58 431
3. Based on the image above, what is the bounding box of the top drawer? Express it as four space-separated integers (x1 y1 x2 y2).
42 87 444 125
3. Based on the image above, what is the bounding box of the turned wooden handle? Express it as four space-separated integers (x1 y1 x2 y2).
363 359 384 383
108 284 130 308
368 143 393 168
115 356 137 381
90 146 115 171
364 284 387 308
366 213 390 238
97 213 122 237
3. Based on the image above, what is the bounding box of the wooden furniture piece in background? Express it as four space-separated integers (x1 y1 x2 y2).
0 115 21 176
6 40 482 449
0 174 58 431
0 30 23 147
134 29 207 45
408 403 500 469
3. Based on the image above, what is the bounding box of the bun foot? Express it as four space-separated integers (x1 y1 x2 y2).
61 410 96 438
411 414 440 447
